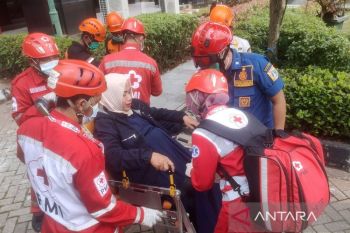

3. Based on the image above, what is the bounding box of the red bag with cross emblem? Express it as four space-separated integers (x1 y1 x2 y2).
198 111 330 232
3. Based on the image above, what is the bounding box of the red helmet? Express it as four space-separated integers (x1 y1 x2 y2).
79 18 106 42
121 17 145 36
47 59 106 98
186 69 228 94
106 12 124 33
191 22 232 68
22 33 59 59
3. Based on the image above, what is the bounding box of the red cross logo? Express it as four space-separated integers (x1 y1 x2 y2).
233 116 243 124
37 167 49 186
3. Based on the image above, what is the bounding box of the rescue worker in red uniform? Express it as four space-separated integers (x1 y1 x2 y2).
185 69 262 233
11 32 59 126
99 17 162 105
11 32 60 232
105 11 124 54
17 59 164 233
66 18 106 67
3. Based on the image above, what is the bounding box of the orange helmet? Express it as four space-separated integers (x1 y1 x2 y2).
121 17 145 36
106 12 124 33
186 69 228 94
191 22 232 68
209 4 234 27
79 18 106 42
47 59 107 98
22 33 59 59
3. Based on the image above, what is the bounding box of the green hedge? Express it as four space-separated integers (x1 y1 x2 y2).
136 13 198 73
282 67 350 140
235 7 350 72
0 13 198 79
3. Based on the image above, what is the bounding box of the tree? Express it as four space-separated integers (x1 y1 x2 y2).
267 0 287 62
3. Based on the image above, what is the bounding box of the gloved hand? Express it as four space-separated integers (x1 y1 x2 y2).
185 162 193 177
140 207 164 227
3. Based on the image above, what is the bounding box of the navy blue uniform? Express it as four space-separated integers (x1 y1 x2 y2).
225 49 284 128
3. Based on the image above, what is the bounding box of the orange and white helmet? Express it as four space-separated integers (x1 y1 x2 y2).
79 18 106 42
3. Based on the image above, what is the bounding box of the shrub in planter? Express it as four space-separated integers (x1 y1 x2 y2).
235 7 350 72
0 34 27 79
0 13 198 79
281 67 350 140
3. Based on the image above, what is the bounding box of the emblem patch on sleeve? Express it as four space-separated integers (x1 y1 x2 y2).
266 64 279 82
239 97 251 108
94 171 109 197
192 145 200 158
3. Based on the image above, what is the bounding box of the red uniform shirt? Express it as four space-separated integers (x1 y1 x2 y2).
17 110 143 233
190 106 261 233
99 43 162 105
11 67 51 125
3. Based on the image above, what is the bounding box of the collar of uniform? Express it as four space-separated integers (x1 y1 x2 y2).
121 42 140 51
229 49 242 70
50 109 82 130
30 67 47 86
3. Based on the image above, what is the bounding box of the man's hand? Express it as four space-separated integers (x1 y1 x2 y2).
183 115 199 129
150 152 175 172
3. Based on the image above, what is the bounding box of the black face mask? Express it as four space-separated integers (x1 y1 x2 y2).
111 35 124 44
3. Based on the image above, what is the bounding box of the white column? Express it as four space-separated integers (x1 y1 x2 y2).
162 0 180 14
107 0 130 18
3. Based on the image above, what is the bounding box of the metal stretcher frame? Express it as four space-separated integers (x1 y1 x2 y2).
109 180 196 233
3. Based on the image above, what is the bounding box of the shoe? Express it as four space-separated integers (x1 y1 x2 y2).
31 214 44 233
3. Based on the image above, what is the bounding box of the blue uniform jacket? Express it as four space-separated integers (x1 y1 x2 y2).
225 49 284 128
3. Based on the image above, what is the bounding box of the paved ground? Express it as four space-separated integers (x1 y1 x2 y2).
0 61 350 232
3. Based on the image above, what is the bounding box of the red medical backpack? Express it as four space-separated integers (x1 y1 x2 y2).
198 113 330 232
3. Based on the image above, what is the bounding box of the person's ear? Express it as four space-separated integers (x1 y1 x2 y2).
74 98 88 113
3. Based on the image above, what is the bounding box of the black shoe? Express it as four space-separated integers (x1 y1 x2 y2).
32 214 44 232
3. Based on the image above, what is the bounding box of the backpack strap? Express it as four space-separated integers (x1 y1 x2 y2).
197 110 268 147
217 164 241 193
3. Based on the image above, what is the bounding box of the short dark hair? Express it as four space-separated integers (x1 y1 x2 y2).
56 94 91 109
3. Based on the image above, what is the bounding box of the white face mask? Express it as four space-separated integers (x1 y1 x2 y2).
82 104 99 124
40 59 59 75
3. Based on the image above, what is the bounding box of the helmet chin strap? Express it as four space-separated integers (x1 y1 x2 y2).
218 47 230 72
67 99 84 124
30 58 49 77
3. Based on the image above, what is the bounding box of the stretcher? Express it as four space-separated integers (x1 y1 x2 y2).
109 179 196 233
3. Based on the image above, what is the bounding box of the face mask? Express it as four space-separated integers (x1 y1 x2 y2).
112 35 124 44
210 63 220 70
40 59 59 75
88 41 100 50
82 104 99 124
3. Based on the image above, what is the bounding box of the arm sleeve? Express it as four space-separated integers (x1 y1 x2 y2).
190 132 219 191
150 107 185 123
73 148 141 226
94 117 153 174
11 83 32 125
256 58 284 97
150 63 162 96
